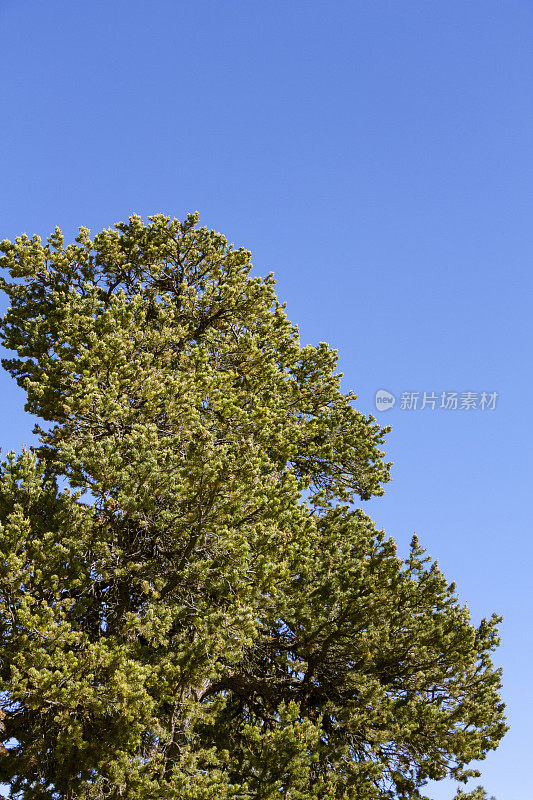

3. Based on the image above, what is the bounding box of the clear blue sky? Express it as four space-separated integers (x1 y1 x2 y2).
1 2 531 798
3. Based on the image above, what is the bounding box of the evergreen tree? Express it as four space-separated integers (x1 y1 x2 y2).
0 215 506 799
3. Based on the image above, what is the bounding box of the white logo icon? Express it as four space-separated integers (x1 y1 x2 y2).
375 389 396 411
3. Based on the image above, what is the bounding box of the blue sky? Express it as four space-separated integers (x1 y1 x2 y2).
1 2 532 797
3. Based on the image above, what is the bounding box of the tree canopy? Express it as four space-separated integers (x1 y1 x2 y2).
0 214 506 799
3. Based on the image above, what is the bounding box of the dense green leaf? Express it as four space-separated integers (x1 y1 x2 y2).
0 215 506 799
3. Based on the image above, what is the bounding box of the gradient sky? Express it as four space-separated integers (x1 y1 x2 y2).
1 2 532 798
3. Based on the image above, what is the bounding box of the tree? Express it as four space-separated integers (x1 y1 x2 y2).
0 214 506 800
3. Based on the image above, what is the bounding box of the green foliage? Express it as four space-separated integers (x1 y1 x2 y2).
453 788 497 800
0 214 506 799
